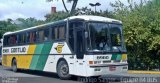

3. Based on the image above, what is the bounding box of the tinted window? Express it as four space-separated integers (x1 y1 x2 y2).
44 29 49 41
52 24 66 40
69 21 84 53
38 30 44 42
59 26 65 39
29 31 37 43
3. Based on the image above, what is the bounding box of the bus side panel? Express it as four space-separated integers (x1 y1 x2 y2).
29 44 44 70
17 45 36 69
43 42 73 73
2 55 13 67
2 55 7 66
35 42 53 71
43 43 58 72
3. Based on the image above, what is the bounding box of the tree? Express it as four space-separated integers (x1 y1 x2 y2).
16 18 45 29
45 11 69 22
110 0 160 70
0 17 45 39
47 0 78 15
75 7 114 18
0 20 20 39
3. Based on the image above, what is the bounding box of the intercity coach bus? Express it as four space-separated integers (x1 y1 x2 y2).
2 15 128 79
0 39 2 64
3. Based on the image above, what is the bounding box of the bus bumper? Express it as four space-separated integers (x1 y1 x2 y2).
86 64 128 77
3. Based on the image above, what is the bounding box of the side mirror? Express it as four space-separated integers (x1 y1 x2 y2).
85 32 88 38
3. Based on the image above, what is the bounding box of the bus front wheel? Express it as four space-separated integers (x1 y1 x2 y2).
57 60 71 80
12 59 18 72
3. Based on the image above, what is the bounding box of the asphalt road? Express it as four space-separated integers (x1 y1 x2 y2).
0 65 160 83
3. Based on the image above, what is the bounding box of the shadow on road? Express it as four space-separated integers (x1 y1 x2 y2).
6 68 59 78
4 68 126 83
5 68 80 81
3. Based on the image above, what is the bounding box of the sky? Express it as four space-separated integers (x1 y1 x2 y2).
0 0 140 21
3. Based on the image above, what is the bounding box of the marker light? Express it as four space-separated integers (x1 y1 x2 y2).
89 61 93 64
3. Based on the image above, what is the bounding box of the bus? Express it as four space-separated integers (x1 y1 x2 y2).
2 15 128 79
0 39 2 64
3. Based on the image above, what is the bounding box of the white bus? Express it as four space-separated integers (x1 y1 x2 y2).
2 15 128 79
0 39 2 64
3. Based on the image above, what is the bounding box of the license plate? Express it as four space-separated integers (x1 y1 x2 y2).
109 66 116 71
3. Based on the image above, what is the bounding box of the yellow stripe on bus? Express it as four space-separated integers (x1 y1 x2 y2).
16 45 36 69
6 55 14 67
122 54 127 60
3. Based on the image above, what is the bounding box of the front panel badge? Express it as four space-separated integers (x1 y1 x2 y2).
55 44 64 53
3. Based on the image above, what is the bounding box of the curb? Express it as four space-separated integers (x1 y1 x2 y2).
128 70 160 74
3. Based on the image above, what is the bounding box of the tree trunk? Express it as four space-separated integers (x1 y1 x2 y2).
70 0 78 15
62 0 69 12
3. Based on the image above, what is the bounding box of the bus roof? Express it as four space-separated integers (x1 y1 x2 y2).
4 15 122 35
68 15 122 23
3 21 61 35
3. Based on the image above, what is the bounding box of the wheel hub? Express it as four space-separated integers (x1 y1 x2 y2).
60 65 68 75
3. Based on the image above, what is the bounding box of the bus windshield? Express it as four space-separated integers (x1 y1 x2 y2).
110 24 126 52
87 22 126 53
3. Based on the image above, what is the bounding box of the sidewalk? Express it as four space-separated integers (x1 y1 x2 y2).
128 70 160 74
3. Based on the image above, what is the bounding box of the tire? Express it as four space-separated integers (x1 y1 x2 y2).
57 60 71 80
12 59 18 72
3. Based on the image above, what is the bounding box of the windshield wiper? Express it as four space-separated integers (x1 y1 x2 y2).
117 46 122 53
112 46 122 53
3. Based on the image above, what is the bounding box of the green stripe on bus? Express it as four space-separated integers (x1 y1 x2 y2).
111 54 117 60
35 42 53 70
29 44 44 70
116 54 122 60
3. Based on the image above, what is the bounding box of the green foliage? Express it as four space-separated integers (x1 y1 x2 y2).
111 0 160 70
75 7 114 18
0 21 20 39
16 18 45 29
0 18 44 39
45 11 69 22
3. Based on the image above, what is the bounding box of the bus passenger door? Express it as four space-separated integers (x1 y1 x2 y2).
74 27 86 76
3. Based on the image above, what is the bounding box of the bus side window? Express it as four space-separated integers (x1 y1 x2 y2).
18 34 20 45
44 29 49 41
52 27 55 40
23 34 25 44
26 32 30 43
3 36 7 46
53 25 66 40
21 34 24 44
4 36 9 46
9 35 17 45
29 32 33 43
16 35 18 44
59 26 65 39
33 31 37 42
18 34 20 44
38 30 44 42
36 31 38 42
54 27 58 40
29 31 36 43
8 36 10 45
